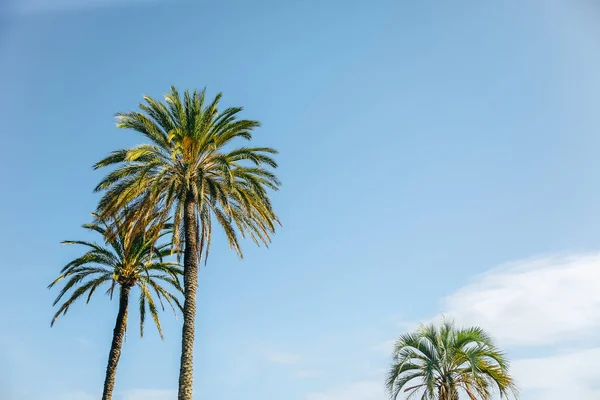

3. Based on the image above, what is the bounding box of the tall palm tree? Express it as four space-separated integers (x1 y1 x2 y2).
386 320 518 400
49 215 183 400
93 86 280 400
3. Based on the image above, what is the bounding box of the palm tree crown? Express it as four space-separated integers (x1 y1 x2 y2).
386 320 518 400
94 86 280 259
49 215 183 338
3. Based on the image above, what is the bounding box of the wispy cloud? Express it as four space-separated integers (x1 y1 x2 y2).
76 337 97 350
370 338 395 356
511 347 600 400
260 347 302 365
59 391 97 400
40 388 176 400
121 389 176 400
293 369 323 379
304 381 384 400
431 253 600 399
440 253 600 347
369 253 600 399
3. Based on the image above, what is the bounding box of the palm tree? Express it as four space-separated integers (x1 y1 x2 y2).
93 86 280 400
386 320 518 400
49 214 183 400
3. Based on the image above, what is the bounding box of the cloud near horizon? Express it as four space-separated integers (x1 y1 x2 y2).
511 347 600 400
294 369 324 378
440 253 600 347
121 389 176 400
55 389 175 400
260 346 303 365
304 381 385 400
308 253 600 400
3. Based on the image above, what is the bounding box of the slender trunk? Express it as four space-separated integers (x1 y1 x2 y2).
438 381 457 400
101 285 131 400
178 195 199 400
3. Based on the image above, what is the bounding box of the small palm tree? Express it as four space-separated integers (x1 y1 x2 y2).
49 214 183 400
93 86 280 400
386 319 518 400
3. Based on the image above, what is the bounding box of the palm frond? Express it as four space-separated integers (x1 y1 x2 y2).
49 216 183 341
387 320 518 400
94 86 280 267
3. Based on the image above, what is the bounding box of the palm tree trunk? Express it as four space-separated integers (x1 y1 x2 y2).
438 382 457 400
102 285 131 400
178 195 199 400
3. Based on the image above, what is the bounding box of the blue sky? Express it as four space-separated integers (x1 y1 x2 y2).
1 0 600 399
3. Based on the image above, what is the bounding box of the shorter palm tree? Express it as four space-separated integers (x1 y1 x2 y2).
386 319 518 400
49 214 183 400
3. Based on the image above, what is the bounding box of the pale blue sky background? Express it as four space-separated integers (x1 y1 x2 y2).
1 1 600 399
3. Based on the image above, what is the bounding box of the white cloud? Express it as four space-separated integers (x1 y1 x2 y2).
76 337 97 350
370 253 600 399
511 347 600 400
120 389 176 400
304 381 385 400
428 253 600 399
306 254 600 400
60 391 96 400
294 369 324 378
370 339 395 356
260 347 302 365
440 253 600 347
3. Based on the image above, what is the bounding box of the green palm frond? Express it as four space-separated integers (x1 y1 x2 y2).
387 320 518 400
49 217 183 338
94 86 280 264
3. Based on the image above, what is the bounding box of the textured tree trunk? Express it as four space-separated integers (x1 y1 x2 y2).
102 285 131 400
178 195 199 400
438 382 458 400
